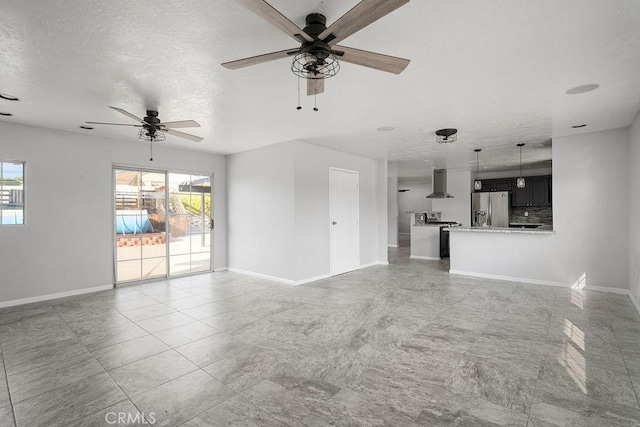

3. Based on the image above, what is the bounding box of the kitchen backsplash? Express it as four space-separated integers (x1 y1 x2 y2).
512 206 553 226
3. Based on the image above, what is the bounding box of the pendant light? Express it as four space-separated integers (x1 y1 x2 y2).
516 143 526 188
474 149 482 190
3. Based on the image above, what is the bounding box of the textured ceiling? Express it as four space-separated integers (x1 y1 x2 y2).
1 0 639 178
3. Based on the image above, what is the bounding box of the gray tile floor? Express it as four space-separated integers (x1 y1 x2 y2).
0 245 639 426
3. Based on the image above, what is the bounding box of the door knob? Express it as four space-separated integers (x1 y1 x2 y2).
332 221 337 225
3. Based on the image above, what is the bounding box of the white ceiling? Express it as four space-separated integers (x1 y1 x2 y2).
1 0 639 178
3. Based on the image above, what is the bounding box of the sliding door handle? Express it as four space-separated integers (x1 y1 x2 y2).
332 221 337 225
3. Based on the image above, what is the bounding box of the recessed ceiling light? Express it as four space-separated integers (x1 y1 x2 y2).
79 125 94 130
572 124 587 128
566 84 599 95
0 112 12 116
377 126 394 132
0 93 19 101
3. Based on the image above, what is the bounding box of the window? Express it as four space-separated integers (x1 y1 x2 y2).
0 160 25 225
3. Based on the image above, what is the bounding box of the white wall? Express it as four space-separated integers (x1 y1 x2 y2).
293 142 380 281
397 180 432 233
376 160 389 262
227 140 385 283
226 142 295 280
387 177 398 245
450 128 629 290
0 121 226 304
629 112 640 304
431 170 472 226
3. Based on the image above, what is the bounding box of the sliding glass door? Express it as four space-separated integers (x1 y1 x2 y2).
167 173 212 276
114 167 213 284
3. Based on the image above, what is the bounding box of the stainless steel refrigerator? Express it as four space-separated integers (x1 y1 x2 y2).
471 191 511 227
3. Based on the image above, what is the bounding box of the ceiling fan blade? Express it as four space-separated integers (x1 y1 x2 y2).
108 106 147 124
164 128 203 142
307 78 325 96
85 121 142 127
235 0 313 42
222 48 299 70
334 45 410 74
159 120 201 129
319 0 410 45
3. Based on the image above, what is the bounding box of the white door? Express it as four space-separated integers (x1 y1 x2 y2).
330 168 360 276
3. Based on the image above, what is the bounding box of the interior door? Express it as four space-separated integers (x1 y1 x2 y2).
330 168 359 276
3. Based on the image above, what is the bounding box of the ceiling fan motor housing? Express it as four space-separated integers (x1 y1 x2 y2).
304 13 327 37
301 14 332 61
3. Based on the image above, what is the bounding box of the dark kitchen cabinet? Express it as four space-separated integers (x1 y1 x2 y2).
512 175 551 207
477 178 512 192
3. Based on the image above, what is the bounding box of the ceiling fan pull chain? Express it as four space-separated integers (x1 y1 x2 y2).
313 80 319 112
149 140 154 162
296 76 302 110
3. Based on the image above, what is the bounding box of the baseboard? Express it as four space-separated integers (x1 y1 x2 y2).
359 261 379 269
227 261 387 287
398 232 410 235
214 267 228 272
448 269 631 295
410 255 441 261
583 285 629 294
226 268 296 285
295 274 332 285
0 284 114 309
387 244 399 248
629 292 640 315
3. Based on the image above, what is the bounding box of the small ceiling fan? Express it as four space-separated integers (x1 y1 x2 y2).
222 0 411 95
86 107 203 142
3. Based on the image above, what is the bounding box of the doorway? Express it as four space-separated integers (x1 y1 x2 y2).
329 168 359 276
114 167 213 283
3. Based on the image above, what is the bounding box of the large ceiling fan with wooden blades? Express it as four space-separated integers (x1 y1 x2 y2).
86 107 203 142
222 0 411 95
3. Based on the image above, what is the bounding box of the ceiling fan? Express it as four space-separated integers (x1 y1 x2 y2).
86 107 203 142
222 0 411 95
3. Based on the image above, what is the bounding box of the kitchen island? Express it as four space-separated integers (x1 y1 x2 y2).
411 223 451 260
447 226 560 286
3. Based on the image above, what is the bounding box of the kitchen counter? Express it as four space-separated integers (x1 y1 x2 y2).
447 226 556 235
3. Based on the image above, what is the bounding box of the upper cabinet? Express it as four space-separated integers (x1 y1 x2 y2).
476 175 552 207
512 175 551 207
477 178 512 193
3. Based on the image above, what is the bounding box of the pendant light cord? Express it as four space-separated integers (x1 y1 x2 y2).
519 145 522 176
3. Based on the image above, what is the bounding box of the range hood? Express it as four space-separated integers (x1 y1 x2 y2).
426 169 454 198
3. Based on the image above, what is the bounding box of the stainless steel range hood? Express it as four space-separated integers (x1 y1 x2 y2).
426 169 454 198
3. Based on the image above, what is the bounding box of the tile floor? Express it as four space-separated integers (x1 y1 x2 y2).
0 245 639 426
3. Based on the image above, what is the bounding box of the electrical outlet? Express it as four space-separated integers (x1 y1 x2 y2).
524 211 529 217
